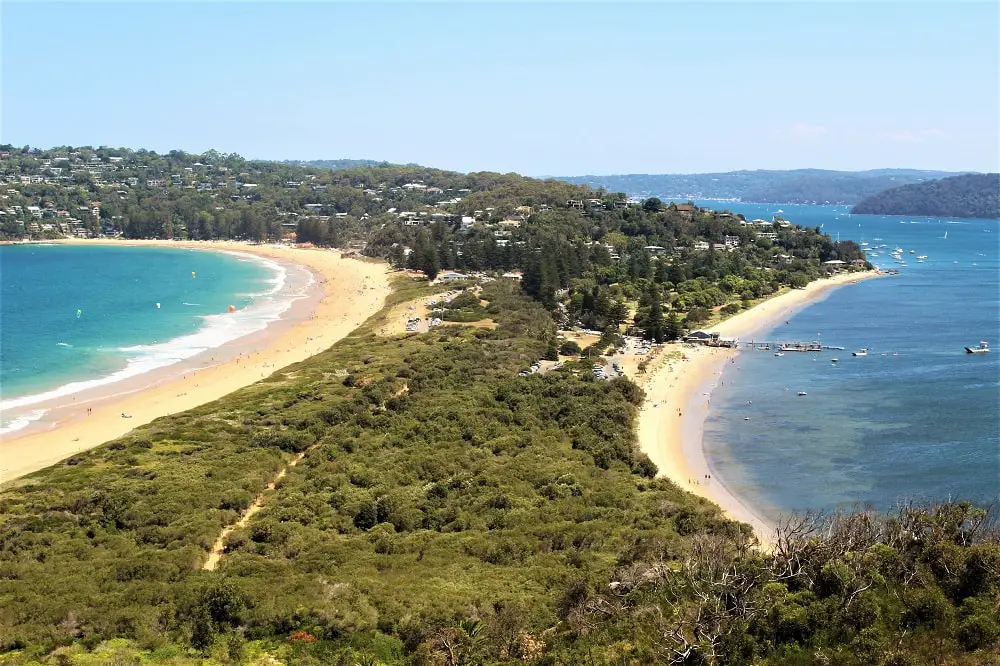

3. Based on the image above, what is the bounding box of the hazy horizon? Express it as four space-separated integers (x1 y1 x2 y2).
3 2 998 176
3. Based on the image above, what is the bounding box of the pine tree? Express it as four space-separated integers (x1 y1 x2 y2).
665 312 682 341
642 284 666 343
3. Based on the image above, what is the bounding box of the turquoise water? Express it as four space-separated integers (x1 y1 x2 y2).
693 202 1000 519
0 245 298 433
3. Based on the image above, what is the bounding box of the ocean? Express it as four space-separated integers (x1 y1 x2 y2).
692 202 1000 521
0 244 310 435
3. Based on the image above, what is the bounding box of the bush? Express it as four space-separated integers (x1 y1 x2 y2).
558 340 581 356
959 613 1000 651
721 303 741 315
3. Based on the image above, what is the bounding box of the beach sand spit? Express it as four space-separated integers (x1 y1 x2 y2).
636 270 884 546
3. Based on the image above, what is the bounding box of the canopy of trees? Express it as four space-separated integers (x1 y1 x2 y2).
851 173 1000 219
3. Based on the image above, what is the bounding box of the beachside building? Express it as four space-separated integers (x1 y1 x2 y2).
438 271 469 282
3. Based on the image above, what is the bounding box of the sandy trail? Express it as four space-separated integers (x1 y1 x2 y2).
203 449 310 571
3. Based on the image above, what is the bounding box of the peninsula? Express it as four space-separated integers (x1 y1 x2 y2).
1 147 996 666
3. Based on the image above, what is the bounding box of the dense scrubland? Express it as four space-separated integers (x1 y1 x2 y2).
2 279 998 665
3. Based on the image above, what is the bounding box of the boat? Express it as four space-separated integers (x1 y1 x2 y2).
852 348 869 357
909 249 916 254
797 391 808 396
830 358 839 363
774 352 784 357
965 341 990 354
917 255 927 259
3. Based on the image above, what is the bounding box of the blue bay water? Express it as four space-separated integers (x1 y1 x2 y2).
0 245 294 432
692 202 1000 519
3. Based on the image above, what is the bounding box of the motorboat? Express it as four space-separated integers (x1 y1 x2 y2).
965 341 990 354
852 348 869 357
797 391 808 396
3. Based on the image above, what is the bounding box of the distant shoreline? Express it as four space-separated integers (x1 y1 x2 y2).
636 270 884 545
0 239 391 486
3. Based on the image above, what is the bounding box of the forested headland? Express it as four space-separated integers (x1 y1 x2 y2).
850 173 1000 219
557 169 960 205
2 146 997 665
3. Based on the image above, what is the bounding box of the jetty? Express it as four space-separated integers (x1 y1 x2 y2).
743 340 824 352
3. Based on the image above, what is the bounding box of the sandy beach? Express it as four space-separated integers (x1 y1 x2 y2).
0 239 391 485
636 270 884 544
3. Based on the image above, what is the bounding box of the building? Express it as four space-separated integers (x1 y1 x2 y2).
724 235 741 248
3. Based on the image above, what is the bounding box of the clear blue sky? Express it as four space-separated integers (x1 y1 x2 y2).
2 2 997 175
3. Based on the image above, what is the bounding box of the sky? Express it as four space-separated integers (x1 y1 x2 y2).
2 1 998 176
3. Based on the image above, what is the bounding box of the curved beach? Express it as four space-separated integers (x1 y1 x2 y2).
636 270 883 545
0 240 391 485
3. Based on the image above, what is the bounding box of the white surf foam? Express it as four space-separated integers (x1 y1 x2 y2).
0 409 48 436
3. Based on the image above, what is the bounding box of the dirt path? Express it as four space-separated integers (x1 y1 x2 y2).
202 450 309 571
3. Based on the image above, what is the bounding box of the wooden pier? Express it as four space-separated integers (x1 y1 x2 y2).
743 340 824 352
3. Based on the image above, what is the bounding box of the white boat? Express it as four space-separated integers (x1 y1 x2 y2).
909 249 916 254
830 358 839 363
774 352 784 357
965 341 990 354
917 255 928 259
797 391 808 396
852 348 869 357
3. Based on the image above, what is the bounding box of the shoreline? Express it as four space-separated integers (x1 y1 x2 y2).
636 270 884 545
0 239 391 486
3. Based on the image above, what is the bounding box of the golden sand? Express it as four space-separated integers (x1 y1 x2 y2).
636 270 884 544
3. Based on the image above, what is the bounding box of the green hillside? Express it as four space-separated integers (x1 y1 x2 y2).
559 169 962 205
850 173 1000 218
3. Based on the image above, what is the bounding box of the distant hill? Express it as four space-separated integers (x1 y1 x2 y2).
851 173 1000 218
558 169 963 205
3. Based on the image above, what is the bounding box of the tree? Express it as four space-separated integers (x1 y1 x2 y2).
664 312 682 341
641 284 666 343
642 197 664 213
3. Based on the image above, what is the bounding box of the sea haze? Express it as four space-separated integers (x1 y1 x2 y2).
0 245 306 433
693 202 1000 521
